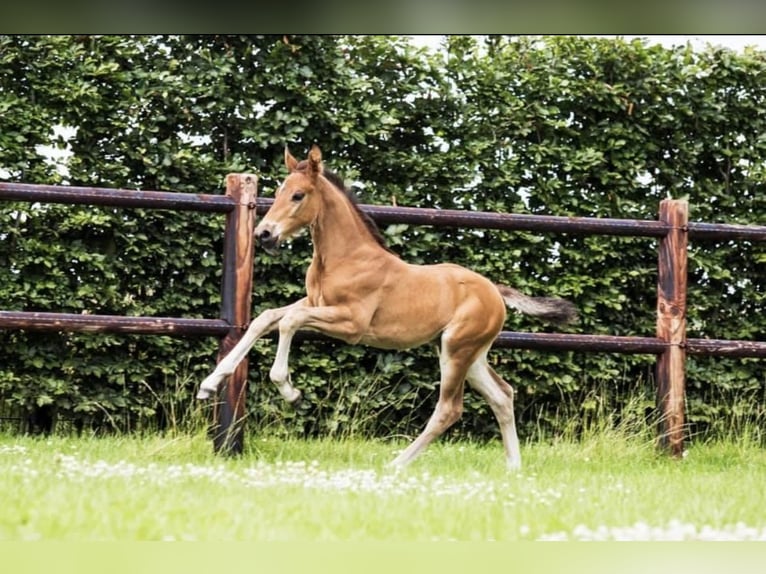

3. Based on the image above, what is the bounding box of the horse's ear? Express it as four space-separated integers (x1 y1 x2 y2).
307 144 322 179
285 146 299 172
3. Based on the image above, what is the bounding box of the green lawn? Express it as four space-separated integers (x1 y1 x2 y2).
1 430 765 541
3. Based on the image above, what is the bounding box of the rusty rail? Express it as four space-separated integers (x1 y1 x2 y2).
255 197 670 237
0 181 235 212
257 197 766 240
0 311 230 336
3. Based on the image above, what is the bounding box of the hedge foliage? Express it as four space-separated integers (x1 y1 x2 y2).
1 35 764 439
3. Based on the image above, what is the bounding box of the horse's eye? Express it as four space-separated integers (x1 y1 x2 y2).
292 191 305 202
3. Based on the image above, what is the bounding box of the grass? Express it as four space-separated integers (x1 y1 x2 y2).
1 426 765 541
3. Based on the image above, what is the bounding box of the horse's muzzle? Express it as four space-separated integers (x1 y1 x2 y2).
257 228 280 255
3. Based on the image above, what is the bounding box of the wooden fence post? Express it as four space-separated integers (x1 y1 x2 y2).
212 174 257 455
656 199 688 457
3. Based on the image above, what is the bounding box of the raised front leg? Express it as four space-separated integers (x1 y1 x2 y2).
196 299 307 400
269 305 364 404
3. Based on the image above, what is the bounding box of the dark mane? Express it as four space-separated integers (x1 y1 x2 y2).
295 160 395 254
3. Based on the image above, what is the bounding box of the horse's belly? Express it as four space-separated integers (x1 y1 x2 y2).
359 305 447 350
359 329 439 350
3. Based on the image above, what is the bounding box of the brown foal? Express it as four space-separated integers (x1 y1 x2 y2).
197 145 576 470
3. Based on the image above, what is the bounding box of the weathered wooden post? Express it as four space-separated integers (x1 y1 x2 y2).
212 174 257 455
656 199 688 457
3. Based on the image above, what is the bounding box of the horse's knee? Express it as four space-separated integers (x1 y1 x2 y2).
277 311 304 336
433 400 463 429
269 363 288 385
252 308 283 332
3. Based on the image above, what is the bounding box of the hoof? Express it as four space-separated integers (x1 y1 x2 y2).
287 389 303 407
198 373 226 400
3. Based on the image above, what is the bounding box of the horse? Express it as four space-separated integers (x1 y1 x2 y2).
197 145 577 470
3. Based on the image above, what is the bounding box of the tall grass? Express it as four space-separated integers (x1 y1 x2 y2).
7 363 763 451
247 370 432 441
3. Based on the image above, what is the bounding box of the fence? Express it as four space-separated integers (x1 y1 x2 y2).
0 176 257 453
1 178 766 456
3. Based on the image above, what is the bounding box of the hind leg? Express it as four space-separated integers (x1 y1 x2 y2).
466 352 521 471
389 335 476 468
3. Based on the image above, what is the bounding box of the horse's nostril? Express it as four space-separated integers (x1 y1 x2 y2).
257 228 279 254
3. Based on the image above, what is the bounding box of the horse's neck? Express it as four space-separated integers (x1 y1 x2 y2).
310 187 385 266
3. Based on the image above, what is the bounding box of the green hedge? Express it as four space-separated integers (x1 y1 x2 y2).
1 35 764 440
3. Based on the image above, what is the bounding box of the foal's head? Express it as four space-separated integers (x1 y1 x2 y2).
255 145 328 254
